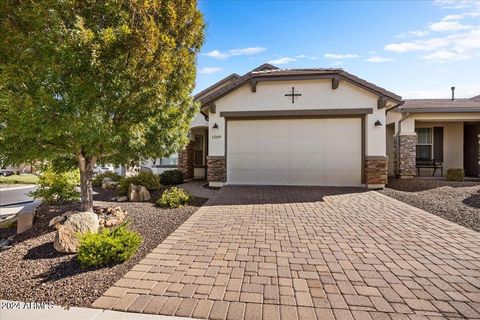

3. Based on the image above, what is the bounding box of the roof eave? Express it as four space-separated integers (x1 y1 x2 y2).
401 107 480 113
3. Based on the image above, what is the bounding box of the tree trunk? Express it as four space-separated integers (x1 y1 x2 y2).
78 154 96 212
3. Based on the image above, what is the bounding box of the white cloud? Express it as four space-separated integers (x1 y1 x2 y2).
324 53 358 59
205 50 229 59
267 57 296 65
199 67 223 74
205 47 266 59
228 47 266 56
442 14 464 21
295 54 318 60
395 30 430 38
365 56 395 63
420 50 470 62
433 0 479 10
429 21 472 32
384 42 425 52
385 27 480 59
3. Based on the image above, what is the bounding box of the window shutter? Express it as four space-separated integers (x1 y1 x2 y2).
433 127 444 161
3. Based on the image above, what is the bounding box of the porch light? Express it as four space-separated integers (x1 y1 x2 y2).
374 120 382 127
213 123 219 129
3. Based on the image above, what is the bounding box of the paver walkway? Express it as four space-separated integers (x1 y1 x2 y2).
94 186 480 320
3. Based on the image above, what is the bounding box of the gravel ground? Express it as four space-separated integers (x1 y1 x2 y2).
0 187 206 307
381 178 480 232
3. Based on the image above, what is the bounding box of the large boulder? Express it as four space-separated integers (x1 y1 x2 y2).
53 212 99 253
128 183 151 202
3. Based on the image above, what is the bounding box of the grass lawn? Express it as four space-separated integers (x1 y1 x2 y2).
0 174 38 185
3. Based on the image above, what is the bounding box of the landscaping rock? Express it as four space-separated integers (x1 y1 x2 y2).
48 211 75 229
117 196 128 202
95 206 127 228
102 177 118 189
53 212 99 253
128 183 151 202
0 235 14 251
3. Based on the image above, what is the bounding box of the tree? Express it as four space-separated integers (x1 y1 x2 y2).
0 0 205 211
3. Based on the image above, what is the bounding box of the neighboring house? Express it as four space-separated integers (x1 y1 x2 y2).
386 94 480 178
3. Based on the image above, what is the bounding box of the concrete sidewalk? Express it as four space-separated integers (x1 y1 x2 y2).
0 300 192 320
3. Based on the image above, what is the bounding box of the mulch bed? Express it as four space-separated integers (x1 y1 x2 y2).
0 187 206 307
380 178 480 232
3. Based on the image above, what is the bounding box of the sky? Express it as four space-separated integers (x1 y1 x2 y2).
195 0 480 99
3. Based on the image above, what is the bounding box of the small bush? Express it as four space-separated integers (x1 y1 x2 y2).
77 224 142 268
30 167 79 204
159 169 184 185
157 187 190 208
118 171 160 195
445 168 465 182
92 171 122 187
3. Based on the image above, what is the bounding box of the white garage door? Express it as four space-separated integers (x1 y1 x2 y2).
227 118 362 186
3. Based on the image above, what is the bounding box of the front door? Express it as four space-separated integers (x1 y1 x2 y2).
464 123 480 177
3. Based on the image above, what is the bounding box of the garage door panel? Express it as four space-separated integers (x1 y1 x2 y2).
290 170 326 185
291 139 324 154
227 118 362 186
257 121 289 138
229 139 254 153
291 155 325 170
229 122 257 138
257 154 289 170
257 138 289 154
228 154 256 169
256 169 289 185
228 169 257 184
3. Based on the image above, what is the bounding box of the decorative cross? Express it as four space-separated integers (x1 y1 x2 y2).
285 86 301 103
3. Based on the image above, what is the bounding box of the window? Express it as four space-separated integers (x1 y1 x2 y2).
153 154 178 167
415 128 432 160
194 135 204 166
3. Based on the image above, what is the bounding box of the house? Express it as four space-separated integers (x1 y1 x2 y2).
386 93 480 178
150 64 480 187
155 64 402 189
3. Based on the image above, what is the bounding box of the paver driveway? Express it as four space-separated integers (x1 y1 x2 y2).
94 186 480 320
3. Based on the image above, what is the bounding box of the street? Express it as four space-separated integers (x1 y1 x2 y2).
0 186 37 207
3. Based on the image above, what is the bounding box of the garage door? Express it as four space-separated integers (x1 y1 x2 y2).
227 118 362 186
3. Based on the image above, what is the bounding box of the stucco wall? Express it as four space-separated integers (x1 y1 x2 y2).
190 112 208 128
208 79 387 158
416 122 464 171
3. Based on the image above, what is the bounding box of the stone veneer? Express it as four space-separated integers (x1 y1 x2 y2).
365 156 388 186
207 156 226 182
397 134 417 177
178 141 194 180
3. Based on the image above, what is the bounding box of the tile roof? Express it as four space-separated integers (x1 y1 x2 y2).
400 97 480 113
196 64 402 107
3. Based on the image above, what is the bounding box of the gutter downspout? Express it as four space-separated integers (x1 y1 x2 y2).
396 110 410 177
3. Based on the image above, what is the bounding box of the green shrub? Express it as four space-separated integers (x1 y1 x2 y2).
30 167 79 204
157 187 190 208
118 171 160 195
445 168 465 182
77 224 142 268
159 169 184 185
92 171 122 187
